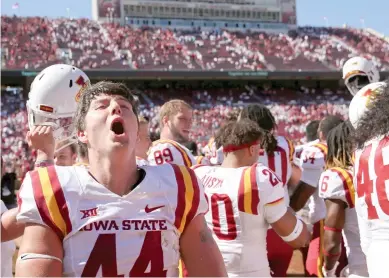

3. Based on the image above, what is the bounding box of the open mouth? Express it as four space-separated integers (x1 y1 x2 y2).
111 119 125 135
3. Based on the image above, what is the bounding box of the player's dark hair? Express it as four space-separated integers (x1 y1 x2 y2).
326 121 355 170
306 120 320 142
74 81 138 149
215 119 265 151
239 104 277 155
354 83 389 149
183 141 198 155
319 115 344 139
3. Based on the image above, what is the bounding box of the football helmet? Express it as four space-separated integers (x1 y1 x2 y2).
348 82 387 129
342 56 380 96
27 64 90 151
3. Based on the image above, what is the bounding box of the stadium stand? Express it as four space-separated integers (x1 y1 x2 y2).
2 16 389 71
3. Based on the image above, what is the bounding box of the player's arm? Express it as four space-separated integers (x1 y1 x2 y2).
290 148 324 211
258 165 310 248
15 166 67 276
289 180 316 211
16 223 63 277
321 198 345 275
1 207 25 242
287 163 302 187
270 207 311 248
26 126 56 168
180 214 227 277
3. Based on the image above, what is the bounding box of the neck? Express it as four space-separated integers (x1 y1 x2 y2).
160 128 175 142
88 149 139 196
221 152 252 168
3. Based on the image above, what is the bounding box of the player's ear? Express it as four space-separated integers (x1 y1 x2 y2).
77 130 88 144
162 115 169 126
249 145 255 156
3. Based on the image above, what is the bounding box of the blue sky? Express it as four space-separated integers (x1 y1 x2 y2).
1 0 389 35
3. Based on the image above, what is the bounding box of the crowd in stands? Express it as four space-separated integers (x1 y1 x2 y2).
1 86 351 182
2 16 389 71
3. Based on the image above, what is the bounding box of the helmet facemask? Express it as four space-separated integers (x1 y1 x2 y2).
345 74 370 96
27 103 77 153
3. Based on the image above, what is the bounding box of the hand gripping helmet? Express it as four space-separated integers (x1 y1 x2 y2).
26 64 90 151
342 56 380 96
348 82 387 129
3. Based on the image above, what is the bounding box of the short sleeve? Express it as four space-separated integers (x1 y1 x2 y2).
16 172 46 227
169 164 208 234
319 168 355 208
257 165 288 224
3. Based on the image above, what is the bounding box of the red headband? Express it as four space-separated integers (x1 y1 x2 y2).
223 140 260 153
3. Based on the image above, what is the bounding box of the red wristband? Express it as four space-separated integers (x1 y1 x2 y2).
324 226 342 232
322 249 341 257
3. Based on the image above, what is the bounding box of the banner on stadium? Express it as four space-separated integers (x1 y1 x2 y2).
98 0 121 18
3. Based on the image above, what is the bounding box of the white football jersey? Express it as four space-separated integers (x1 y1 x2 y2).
299 142 327 224
293 139 319 169
1 200 16 278
318 168 368 276
136 156 149 166
17 164 207 277
193 163 287 277
354 136 389 240
148 139 196 167
195 155 211 166
258 136 295 204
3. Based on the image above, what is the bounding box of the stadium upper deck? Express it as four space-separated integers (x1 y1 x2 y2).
1 16 388 72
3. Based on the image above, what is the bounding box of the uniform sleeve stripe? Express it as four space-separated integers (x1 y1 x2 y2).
191 164 206 170
184 168 200 226
176 166 196 233
287 138 295 161
238 169 246 212
196 156 204 164
30 170 64 240
47 166 72 235
172 164 187 232
238 165 259 215
314 143 328 156
249 164 260 215
266 197 284 206
156 139 192 167
332 167 355 208
38 167 70 237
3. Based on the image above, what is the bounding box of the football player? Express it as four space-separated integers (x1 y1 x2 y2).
290 115 346 277
135 116 151 166
54 140 78 166
342 56 380 96
351 81 388 277
26 64 90 168
1 200 16 277
193 119 310 277
2 64 90 244
318 121 368 277
148 100 196 166
15 81 227 277
239 104 301 277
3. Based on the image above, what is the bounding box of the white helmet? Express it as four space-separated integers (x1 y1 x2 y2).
342 56 380 96
27 64 90 151
348 82 387 129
